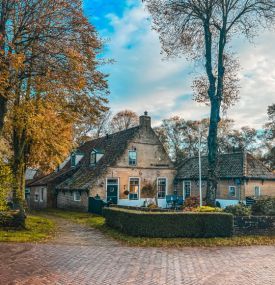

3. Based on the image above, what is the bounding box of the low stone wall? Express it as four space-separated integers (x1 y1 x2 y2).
234 216 275 236
57 191 88 212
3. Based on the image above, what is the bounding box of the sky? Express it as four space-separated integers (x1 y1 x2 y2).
84 0 275 129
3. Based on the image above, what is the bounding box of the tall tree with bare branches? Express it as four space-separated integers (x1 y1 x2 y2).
144 0 275 205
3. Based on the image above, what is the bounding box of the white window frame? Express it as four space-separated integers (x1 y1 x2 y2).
157 177 167 199
128 177 140 200
40 188 44 202
90 151 96 166
128 150 137 166
183 181 192 198
228 186 236 198
73 191 81 202
254 186 261 197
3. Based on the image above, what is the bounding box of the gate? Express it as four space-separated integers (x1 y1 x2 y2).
88 197 105 215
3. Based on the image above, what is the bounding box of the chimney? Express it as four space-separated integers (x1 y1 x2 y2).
139 111 151 129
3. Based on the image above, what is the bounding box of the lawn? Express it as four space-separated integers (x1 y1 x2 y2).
0 215 56 243
41 209 275 247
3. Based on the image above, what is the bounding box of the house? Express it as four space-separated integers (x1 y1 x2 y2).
175 151 275 207
27 112 176 211
26 163 79 209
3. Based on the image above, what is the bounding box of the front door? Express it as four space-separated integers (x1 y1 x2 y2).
107 179 118 204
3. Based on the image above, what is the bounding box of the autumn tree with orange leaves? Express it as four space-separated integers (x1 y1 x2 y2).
0 0 109 207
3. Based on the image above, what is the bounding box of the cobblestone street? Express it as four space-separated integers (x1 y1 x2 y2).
0 217 275 285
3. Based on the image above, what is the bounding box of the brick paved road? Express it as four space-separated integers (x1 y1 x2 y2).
0 217 275 285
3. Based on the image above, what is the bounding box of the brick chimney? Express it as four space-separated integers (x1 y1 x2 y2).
139 111 151 129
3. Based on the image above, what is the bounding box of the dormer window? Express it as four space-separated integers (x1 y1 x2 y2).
90 149 104 166
129 150 137 166
71 153 76 167
70 151 84 168
90 151 96 166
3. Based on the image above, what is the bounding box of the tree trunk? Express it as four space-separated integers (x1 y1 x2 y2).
206 97 221 206
0 95 8 136
12 127 26 208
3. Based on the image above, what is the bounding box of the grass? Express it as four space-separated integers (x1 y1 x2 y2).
0 215 56 243
40 209 275 247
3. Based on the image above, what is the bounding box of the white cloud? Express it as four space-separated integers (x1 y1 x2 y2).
101 3 275 129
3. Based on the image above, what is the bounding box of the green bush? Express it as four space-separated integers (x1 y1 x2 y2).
0 210 26 228
103 207 233 238
224 203 251 216
252 197 275 216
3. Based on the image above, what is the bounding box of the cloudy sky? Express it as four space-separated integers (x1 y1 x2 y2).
84 0 275 129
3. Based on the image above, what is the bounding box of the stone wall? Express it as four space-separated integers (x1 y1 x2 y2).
234 216 275 236
57 191 88 212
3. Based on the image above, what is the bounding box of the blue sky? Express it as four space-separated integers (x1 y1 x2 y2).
84 0 275 128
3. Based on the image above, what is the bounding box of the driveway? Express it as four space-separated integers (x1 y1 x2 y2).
0 215 275 285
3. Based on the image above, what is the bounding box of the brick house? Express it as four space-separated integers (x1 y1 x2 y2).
175 152 275 208
28 112 176 211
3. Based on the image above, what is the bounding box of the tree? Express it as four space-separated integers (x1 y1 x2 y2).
154 117 209 163
144 0 274 205
110 110 139 132
74 110 112 145
261 104 275 171
1 0 109 207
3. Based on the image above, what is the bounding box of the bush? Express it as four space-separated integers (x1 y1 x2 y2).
0 210 26 228
192 206 222 212
103 207 233 238
183 196 200 210
224 203 251 216
252 197 275 216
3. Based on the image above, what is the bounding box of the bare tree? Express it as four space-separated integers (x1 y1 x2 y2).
144 0 275 205
110 110 139 132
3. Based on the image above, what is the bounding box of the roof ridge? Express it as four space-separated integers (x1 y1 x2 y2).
79 126 140 148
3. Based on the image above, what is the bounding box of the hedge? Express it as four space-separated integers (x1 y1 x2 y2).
103 207 233 238
0 210 26 228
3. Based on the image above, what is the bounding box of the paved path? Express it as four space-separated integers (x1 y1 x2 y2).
0 216 275 285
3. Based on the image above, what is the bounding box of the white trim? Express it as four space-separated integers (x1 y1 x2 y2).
73 191 81 202
228 185 236 198
254 186 261 197
128 177 140 200
106 178 120 202
183 181 192 198
128 150 137 166
157 177 167 199
40 188 44 202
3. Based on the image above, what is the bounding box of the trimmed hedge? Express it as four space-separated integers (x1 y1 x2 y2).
103 207 233 238
0 210 26 228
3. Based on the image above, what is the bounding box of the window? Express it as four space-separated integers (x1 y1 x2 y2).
90 151 96 165
71 154 76 167
255 186 261 197
184 181 191 198
35 192 39 202
40 188 44 202
128 150 137 166
229 186 236 197
129 178 139 200
73 191 81 201
157 178 167 199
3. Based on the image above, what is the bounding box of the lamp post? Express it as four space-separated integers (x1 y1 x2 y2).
198 125 202 207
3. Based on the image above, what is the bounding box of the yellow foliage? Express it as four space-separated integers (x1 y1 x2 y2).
0 161 12 211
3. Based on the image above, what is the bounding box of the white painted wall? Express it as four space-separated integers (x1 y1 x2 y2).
216 199 240 208
117 198 167 208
